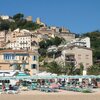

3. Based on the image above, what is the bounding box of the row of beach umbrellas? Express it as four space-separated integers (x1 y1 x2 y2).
0 75 100 80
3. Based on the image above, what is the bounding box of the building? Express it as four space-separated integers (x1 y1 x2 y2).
0 50 39 75
61 27 70 33
56 32 75 42
0 31 6 48
11 28 20 42
35 27 55 38
70 37 90 48
6 29 12 43
16 35 31 50
0 15 9 20
50 26 60 33
61 45 93 69
6 35 32 50
36 17 45 26
26 16 32 21
6 42 17 49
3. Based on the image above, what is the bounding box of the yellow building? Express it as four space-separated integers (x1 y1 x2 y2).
0 50 39 75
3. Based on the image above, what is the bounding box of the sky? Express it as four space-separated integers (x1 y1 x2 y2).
0 0 100 34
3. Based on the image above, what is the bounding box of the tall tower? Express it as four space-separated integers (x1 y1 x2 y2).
36 17 41 24
26 16 32 21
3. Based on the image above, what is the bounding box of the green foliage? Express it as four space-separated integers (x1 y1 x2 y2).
13 13 24 21
39 40 47 49
38 36 63 57
43 61 85 75
16 64 21 70
51 37 63 46
65 63 76 75
0 20 10 30
39 36 63 49
39 56 45 62
0 13 42 31
62 63 84 75
38 48 47 56
83 31 100 62
45 61 62 74
82 89 92 93
87 64 100 75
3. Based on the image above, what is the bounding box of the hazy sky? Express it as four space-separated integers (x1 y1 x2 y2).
0 0 100 34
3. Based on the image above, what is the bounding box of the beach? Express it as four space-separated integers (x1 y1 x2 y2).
0 89 100 100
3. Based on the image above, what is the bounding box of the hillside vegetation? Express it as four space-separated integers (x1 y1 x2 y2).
0 13 42 31
82 31 100 63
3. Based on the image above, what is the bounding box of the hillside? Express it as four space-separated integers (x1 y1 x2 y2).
0 13 42 31
82 31 100 63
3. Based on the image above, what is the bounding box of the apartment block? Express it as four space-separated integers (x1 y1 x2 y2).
0 50 39 75
70 37 91 48
62 45 93 69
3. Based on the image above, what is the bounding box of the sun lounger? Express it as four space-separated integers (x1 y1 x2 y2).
40 87 58 92
6 90 19 94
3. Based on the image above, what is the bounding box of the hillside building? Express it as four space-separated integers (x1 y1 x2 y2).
0 50 39 75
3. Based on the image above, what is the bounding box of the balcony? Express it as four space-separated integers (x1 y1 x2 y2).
65 54 75 63
0 60 29 64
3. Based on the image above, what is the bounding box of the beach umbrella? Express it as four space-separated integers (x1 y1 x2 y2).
30 75 40 79
14 72 30 80
89 75 97 79
49 83 60 89
82 75 97 79
15 76 31 80
0 76 16 80
71 75 81 79
39 75 57 79
58 75 68 79
97 75 100 78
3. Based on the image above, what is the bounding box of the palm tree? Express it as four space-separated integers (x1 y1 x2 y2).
46 61 62 75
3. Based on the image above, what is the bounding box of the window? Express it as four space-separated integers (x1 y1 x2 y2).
86 63 89 66
32 56 37 61
78 54 81 59
4 54 15 60
86 55 89 59
31 64 37 69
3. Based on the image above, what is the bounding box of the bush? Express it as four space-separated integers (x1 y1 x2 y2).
82 89 92 93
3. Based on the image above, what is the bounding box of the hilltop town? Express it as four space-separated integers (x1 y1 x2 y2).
0 13 99 76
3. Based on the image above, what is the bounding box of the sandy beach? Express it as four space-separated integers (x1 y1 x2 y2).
0 89 100 100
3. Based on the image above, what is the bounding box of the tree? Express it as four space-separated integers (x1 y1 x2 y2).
87 64 100 75
0 20 10 30
51 36 63 46
83 31 100 63
38 48 47 56
62 62 82 75
45 61 62 74
16 64 21 70
66 62 76 75
39 40 47 49
13 13 24 21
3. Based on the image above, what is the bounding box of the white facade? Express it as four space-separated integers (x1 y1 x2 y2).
0 15 9 20
0 31 6 42
6 42 18 49
16 35 31 50
6 35 32 50
70 37 90 48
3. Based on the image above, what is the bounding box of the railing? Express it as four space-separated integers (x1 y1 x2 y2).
0 60 29 64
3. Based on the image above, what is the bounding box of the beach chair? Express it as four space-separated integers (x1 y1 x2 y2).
6 90 19 94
